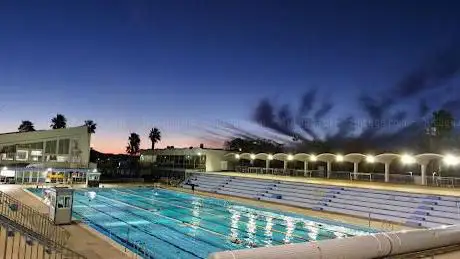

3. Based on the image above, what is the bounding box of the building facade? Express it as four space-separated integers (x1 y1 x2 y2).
140 147 231 172
0 126 91 168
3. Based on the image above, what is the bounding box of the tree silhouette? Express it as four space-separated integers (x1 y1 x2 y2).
148 127 161 151
126 133 141 156
18 120 35 132
224 137 283 153
50 114 67 129
84 120 97 134
430 109 454 138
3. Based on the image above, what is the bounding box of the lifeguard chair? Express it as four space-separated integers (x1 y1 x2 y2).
86 170 101 187
48 187 74 225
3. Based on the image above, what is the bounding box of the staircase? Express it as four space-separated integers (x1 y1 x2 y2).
0 190 86 259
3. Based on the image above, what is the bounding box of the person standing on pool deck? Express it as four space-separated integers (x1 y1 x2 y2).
191 183 195 193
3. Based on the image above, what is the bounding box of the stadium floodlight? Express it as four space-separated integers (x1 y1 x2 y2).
336 155 344 162
366 155 375 163
235 154 240 159
443 154 459 166
310 155 317 161
287 154 294 161
250 154 256 160
268 154 274 160
401 154 415 164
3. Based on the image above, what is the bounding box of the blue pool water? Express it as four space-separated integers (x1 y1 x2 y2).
29 187 375 259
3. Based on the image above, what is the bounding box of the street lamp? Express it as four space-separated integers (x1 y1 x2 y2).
443 154 459 166
336 155 344 162
287 154 294 161
235 154 240 159
268 154 273 160
310 155 317 162
250 154 256 160
401 154 415 164
366 155 375 163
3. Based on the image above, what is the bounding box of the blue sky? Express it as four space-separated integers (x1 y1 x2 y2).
1 0 459 152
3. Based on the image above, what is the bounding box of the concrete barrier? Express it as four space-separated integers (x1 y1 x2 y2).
208 225 460 259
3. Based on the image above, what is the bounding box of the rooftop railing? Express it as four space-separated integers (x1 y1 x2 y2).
234 166 460 188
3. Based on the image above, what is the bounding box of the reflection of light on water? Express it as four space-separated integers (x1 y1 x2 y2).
334 231 345 239
283 216 295 244
247 213 256 243
265 216 273 246
88 191 96 200
229 208 240 240
190 199 201 233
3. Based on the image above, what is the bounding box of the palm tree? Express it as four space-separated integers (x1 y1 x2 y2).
50 114 67 129
148 127 161 151
18 120 35 132
84 120 97 134
126 133 141 156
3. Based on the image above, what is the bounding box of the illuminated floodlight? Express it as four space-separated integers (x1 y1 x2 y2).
250 154 256 160
268 154 274 160
443 154 459 166
401 154 415 164
197 152 202 156
336 155 344 162
235 154 240 159
47 168 52 172
92 169 98 173
310 155 317 162
287 154 294 161
366 155 375 163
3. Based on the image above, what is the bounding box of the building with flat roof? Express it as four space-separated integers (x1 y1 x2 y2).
0 126 91 169
140 147 231 172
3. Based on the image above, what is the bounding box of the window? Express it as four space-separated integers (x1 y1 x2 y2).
58 139 70 154
30 142 44 149
16 150 28 161
57 196 64 208
45 140 57 154
46 155 57 161
57 156 69 162
64 196 71 207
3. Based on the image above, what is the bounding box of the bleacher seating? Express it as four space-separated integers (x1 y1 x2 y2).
182 173 460 228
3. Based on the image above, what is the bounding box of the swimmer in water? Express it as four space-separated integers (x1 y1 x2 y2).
230 238 242 244
248 242 257 248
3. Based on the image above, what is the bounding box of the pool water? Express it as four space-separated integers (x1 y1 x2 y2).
28 187 375 259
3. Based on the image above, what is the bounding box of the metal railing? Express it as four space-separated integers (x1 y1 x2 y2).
0 191 70 246
0 215 86 259
234 166 460 188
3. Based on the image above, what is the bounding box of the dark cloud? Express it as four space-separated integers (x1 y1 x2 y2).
394 42 460 99
298 89 317 116
418 98 430 117
313 101 333 121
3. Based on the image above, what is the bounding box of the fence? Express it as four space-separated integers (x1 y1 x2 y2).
0 216 86 259
234 166 460 188
0 191 70 246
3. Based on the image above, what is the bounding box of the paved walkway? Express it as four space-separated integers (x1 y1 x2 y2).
0 185 131 259
208 171 460 196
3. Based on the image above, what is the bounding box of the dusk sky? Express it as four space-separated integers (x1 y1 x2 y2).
1 1 459 153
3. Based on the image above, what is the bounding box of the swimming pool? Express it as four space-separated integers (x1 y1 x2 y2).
28 187 375 259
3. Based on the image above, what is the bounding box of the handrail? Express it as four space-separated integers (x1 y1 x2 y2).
0 212 86 258
0 190 70 246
